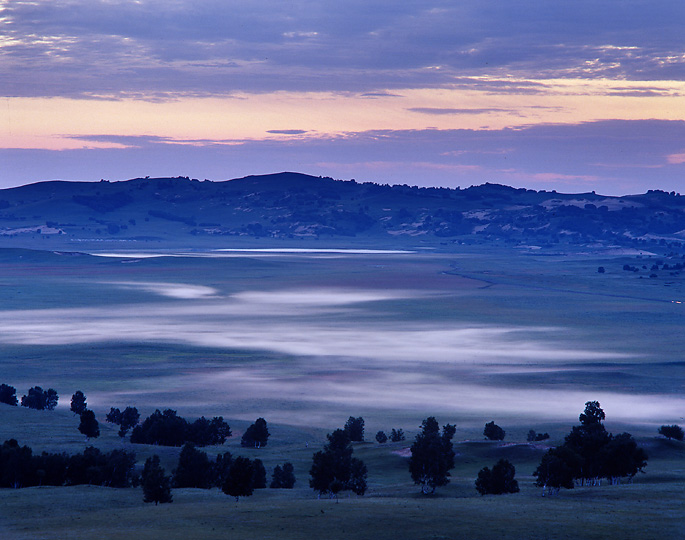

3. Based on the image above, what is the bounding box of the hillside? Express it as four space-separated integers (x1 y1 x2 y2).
0 172 682 249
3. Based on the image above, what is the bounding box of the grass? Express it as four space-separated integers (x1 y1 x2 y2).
0 244 683 538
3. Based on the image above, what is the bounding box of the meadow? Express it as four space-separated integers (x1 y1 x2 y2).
0 243 683 538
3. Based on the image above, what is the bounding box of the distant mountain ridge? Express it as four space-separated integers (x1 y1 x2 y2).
0 172 683 249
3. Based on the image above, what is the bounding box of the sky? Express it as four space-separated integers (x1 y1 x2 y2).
1 0 684 195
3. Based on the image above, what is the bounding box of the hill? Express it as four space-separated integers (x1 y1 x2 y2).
0 172 682 249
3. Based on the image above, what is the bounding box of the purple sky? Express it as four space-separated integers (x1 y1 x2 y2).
1 0 684 194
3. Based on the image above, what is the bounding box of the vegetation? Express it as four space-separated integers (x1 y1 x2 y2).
389 428 405 442
409 417 456 494
375 430 388 443
483 421 505 441
222 456 256 501
105 406 141 438
20 386 58 410
475 459 519 495
77 410 100 440
526 430 550 442
70 391 87 415
130 409 230 447
142 455 173 505
658 425 684 441
241 417 269 448
344 416 365 442
270 463 296 489
0 384 17 406
310 429 367 499
0 439 136 489
534 402 647 494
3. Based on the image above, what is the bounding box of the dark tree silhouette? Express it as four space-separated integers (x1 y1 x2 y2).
344 416 365 442
375 430 388 444
252 458 267 489
0 384 18 406
142 455 173 505
118 407 141 438
475 459 520 495
483 421 505 441
78 410 100 440
527 430 550 442
579 400 605 426
173 443 213 489
241 417 269 448
106 407 122 424
222 456 255 501
271 463 296 489
534 446 582 495
389 428 405 442
20 387 58 410
658 425 684 441
534 401 648 493
70 391 87 415
408 417 456 494
309 429 367 498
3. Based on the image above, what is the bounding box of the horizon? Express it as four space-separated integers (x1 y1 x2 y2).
2 171 680 199
1 1 684 195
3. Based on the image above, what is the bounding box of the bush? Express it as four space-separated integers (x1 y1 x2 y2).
0 384 17 406
475 459 520 495
375 431 388 444
20 387 58 410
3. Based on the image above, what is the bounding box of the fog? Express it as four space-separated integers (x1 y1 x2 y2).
2 282 682 426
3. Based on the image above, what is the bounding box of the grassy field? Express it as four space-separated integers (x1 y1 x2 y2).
0 243 683 538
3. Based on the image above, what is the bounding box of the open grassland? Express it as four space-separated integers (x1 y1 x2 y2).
0 244 683 538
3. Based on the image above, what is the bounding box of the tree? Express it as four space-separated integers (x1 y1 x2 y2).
658 425 684 441
344 416 365 442
601 433 647 484
579 400 605 426
78 410 100 440
213 452 233 488
475 459 519 495
241 417 269 448
309 429 367 498
142 455 172 505
408 417 455 494
70 391 87 415
252 458 267 489
20 387 58 410
389 428 405 442
0 384 18 406
222 456 255 501
106 407 122 424
118 407 140 438
483 421 505 441
173 443 213 489
375 431 388 444
271 463 296 489
534 446 583 495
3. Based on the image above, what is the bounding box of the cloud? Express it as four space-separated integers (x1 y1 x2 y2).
407 107 511 115
2 1 684 98
266 129 308 135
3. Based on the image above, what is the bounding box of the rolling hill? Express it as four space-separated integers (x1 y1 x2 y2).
0 172 682 249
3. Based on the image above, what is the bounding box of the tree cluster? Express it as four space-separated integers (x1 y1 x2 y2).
142 455 172 505
271 462 296 489
130 409 231 447
106 406 141 438
20 386 58 410
534 401 647 494
240 418 269 448
375 427 405 444
409 417 456 494
475 458 519 495
310 429 367 498
0 439 136 489
527 430 550 442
